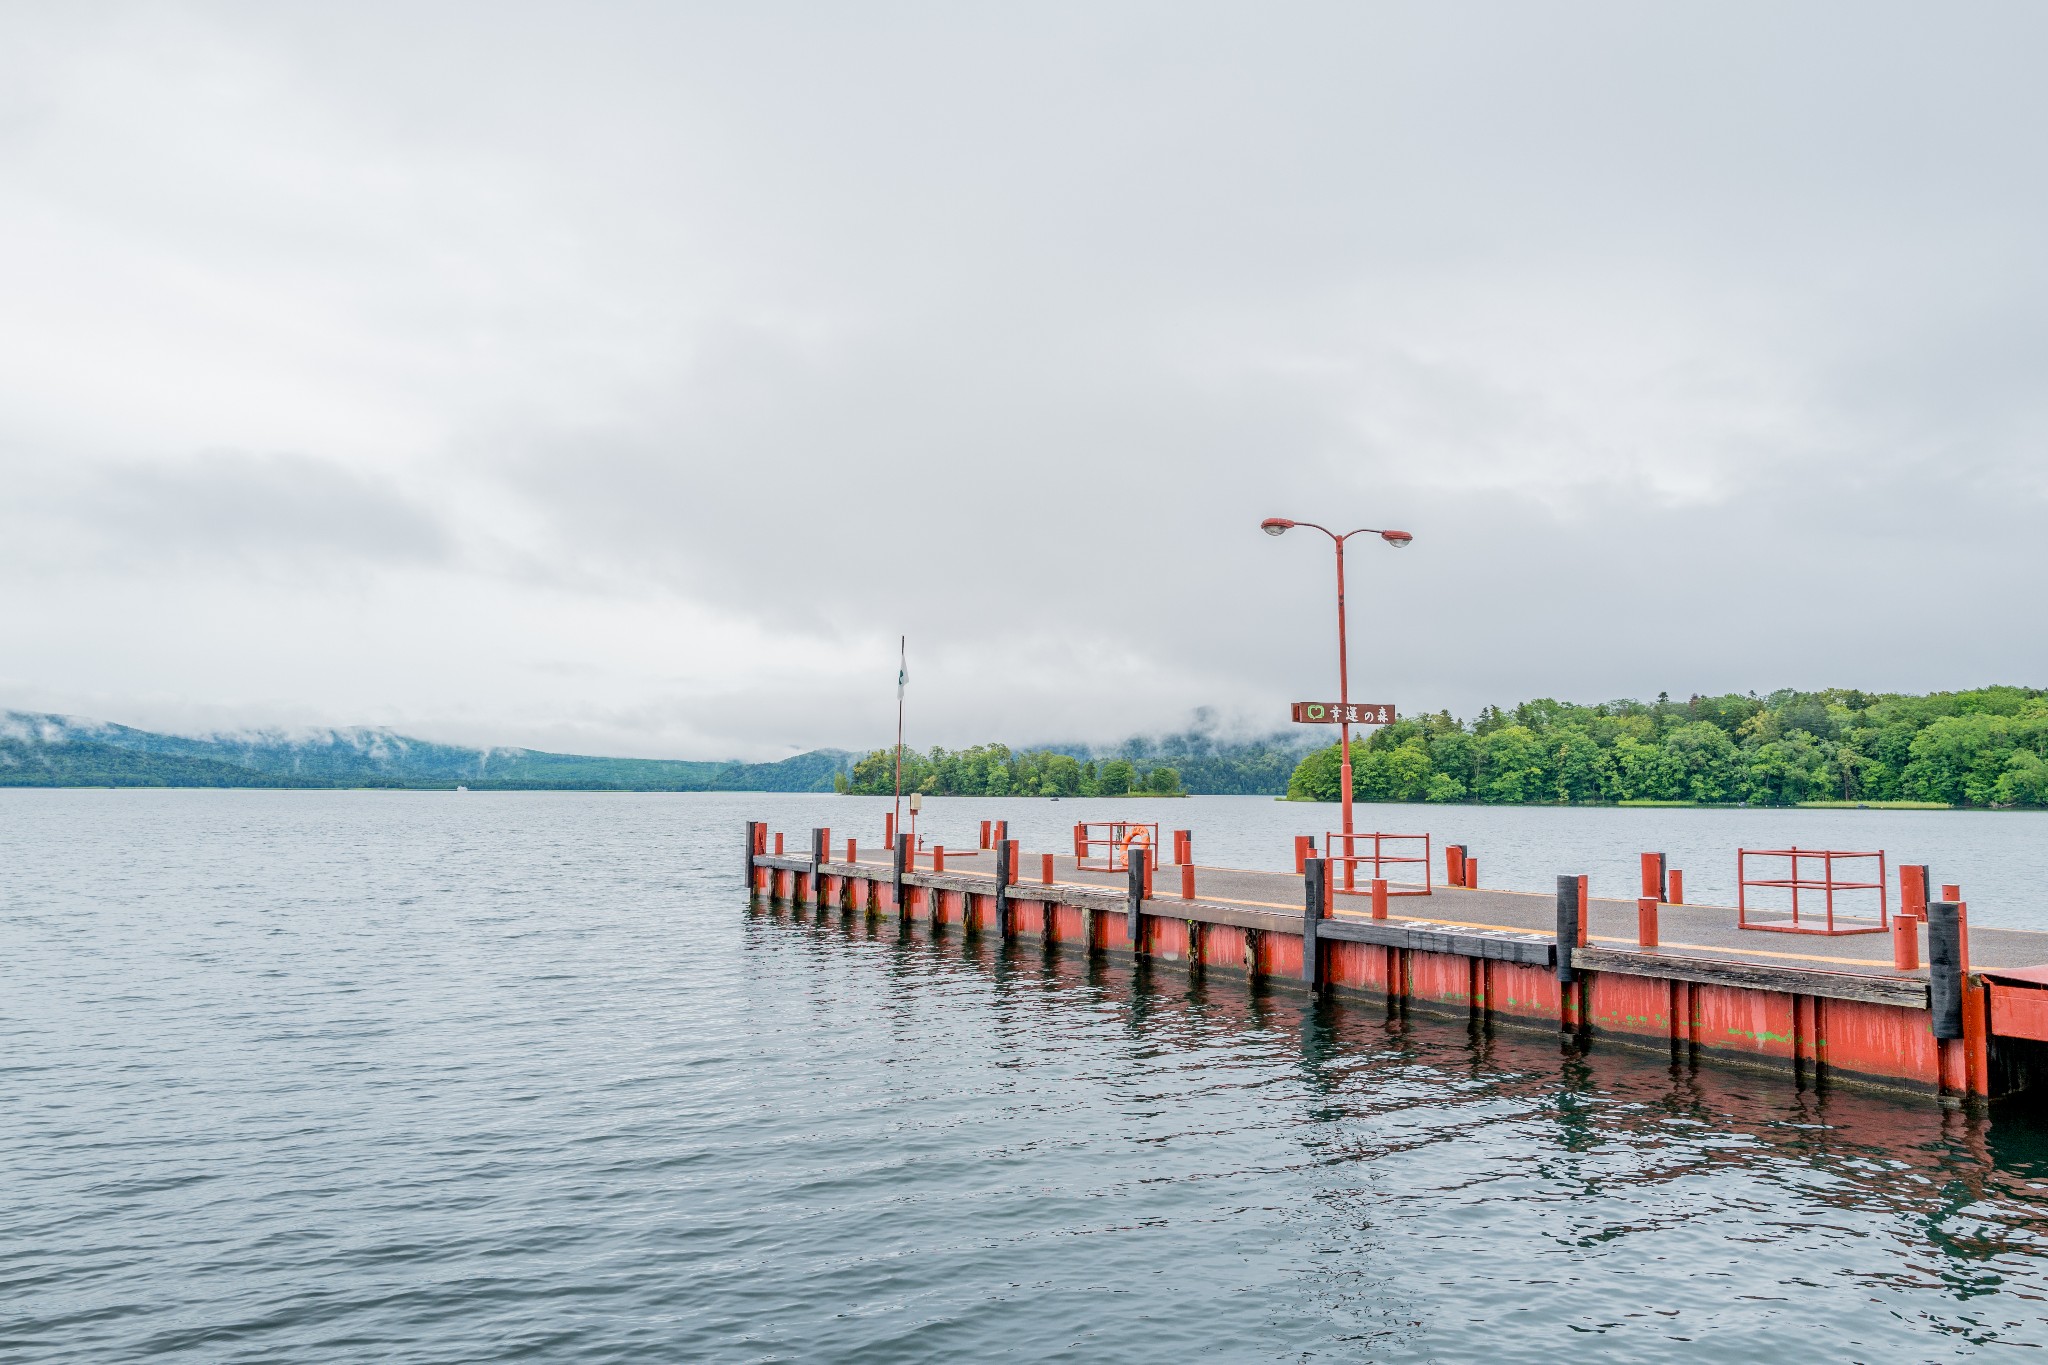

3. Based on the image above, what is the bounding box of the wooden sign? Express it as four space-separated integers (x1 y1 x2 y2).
1291 702 1396 725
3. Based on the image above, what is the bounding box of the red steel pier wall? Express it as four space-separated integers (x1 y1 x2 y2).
745 824 2026 1105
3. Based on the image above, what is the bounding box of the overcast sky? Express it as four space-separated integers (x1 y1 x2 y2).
1 3 2043 759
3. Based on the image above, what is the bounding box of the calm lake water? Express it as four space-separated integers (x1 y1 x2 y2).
7 790 2048 1360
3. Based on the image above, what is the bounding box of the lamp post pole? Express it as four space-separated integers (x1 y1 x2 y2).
1332 532 1354 843
1261 518 1412 860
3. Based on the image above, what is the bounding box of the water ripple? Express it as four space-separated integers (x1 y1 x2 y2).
5 790 2048 1360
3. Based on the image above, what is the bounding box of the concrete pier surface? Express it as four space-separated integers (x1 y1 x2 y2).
750 820 2048 1105
844 850 2048 980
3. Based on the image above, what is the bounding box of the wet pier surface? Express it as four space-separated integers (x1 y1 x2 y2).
848 849 2048 980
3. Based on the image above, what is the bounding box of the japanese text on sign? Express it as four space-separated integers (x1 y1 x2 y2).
1291 702 1396 725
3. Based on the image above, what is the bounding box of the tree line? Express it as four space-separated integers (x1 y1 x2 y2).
1285 687 2048 808
840 744 1187 797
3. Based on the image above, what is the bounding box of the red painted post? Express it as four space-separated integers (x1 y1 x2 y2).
774 831 784 855
1465 857 1477 889
1447 845 1465 886
1942 883 1961 901
1965 979 1992 1097
1371 877 1389 920
1144 854 1155 899
1892 914 1920 971
1669 869 1684 905
1957 898 1987 1096
1900 865 1929 920
934 845 946 873
1294 835 1312 875
1006 840 1019 884
847 837 857 863
1576 875 1590 946
1041 852 1054 885
884 812 895 849
821 827 831 864
980 820 991 850
1640 852 1665 901
1073 824 1087 859
1181 862 1195 900
1637 896 1660 949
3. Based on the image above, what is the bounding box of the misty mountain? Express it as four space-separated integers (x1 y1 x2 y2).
0 713 850 792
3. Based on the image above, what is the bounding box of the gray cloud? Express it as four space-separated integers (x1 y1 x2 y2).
1 2 2045 757
0 452 451 577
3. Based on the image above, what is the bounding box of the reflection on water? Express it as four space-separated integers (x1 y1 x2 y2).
3 790 2047 1361
768 890 2048 1357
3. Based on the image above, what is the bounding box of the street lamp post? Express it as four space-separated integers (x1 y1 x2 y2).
1261 517 1413 867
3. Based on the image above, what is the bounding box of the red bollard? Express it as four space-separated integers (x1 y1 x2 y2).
1577 875 1591 947
1181 862 1195 900
821 827 832 863
979 820 991 850
1943 884 1961 901
1640 852 1667 902
1371 877 1389 920
1294 835 1313 875
1900 865 1929 920
1892 915 1920 971
1447 845 1466 886
1637 896 1660 949
1669 869 1684 905
1144 855 1155 899
774 831 784 855
1073 824 1087 859
884 813 895 849
1006 839 1020 884
847 837 857 863
934 845 945 873
1465 857 1478 889
1042 852 1054 885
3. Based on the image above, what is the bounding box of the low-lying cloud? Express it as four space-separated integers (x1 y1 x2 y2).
1 2 2044 759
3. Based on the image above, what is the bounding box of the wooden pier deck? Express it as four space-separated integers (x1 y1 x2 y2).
747 822 2048 1105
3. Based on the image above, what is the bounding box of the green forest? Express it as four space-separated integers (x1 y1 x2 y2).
1285 687 2048 808
841 745 1187 797
840 687 2048 808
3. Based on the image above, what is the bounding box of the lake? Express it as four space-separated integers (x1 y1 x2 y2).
6 790 2048 1359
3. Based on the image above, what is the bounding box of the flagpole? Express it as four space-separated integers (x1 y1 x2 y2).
893 636 905 841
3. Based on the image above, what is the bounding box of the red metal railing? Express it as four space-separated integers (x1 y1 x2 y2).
1321 831 1433 897
1737 847 1889 935
1073 821 1161 872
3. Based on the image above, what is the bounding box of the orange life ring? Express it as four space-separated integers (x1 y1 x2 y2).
1121 826 1152 851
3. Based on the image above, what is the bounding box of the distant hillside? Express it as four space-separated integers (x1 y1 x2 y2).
0 713 849 792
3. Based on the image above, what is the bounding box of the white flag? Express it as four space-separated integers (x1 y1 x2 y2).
897 639 907 699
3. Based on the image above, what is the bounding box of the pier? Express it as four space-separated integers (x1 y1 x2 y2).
745 819 2048 1104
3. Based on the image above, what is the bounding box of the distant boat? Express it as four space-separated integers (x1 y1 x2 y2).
457 785 469 792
